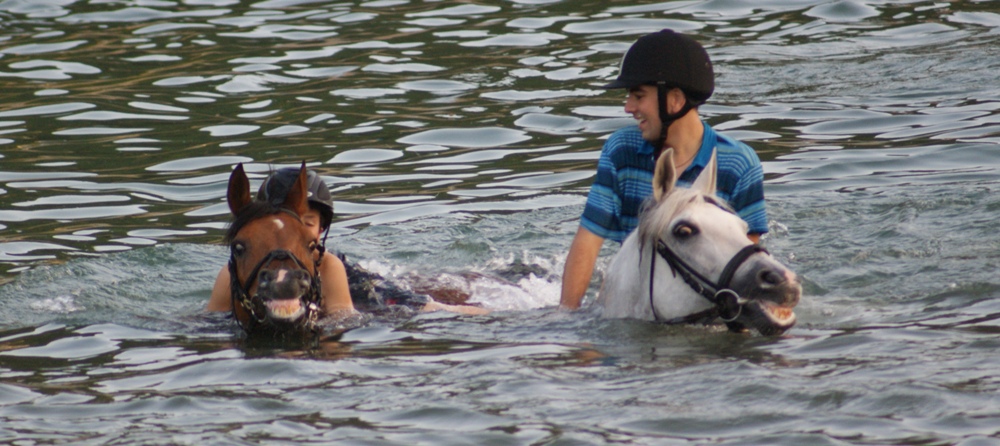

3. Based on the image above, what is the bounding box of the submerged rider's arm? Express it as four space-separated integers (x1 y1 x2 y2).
560 226 606 309
319 252 355 315
207 266 232 311
206 254 357 315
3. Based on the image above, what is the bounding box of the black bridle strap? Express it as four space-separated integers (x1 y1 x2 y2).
718 244 767 291
647 245 719 324
649 240 767 324
229 245 323 332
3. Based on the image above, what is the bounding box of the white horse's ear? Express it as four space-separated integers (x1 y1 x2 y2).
690 149 717 196
652 148 676 202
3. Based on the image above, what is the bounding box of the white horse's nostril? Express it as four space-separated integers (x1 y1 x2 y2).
759 269 785 287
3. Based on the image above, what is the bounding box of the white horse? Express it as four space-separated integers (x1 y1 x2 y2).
597 149 800 335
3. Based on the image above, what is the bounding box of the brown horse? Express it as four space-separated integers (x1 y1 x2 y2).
225 163 322 334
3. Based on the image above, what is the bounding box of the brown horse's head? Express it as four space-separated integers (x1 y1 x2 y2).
225 162 321 333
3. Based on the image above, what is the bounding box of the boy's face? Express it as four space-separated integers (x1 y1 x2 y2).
624 84 662 142
302 209 323 240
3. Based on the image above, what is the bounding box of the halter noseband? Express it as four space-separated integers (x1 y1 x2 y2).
228 208 323 333
647 239 767 325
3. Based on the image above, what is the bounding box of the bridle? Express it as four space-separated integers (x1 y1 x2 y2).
646 238 767 325
228 208 323 333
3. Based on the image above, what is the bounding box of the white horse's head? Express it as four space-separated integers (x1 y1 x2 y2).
600 148 800 335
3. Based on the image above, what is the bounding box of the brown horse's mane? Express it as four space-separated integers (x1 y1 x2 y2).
224 201 286 244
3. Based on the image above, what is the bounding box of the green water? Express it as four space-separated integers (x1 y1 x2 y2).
2 1 1000 444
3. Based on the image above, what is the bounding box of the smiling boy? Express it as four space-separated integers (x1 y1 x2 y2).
560 29 769 309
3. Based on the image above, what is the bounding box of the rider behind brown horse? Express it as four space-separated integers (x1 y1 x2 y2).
208 164 486 332
209 164 354 332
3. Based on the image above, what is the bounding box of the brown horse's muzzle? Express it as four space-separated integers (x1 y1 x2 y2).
256 267 314 322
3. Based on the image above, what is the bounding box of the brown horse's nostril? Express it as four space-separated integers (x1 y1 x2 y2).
758 269 785 287
259 270 274 284
292 270 311 289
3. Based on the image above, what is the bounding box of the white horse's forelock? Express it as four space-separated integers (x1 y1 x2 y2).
637 187 736 244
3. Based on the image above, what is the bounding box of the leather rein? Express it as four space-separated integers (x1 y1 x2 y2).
228 208 323 333
647 239 767 325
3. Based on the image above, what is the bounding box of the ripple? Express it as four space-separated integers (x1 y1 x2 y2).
406 4 500 17
327 149 404 164
286 66 357 78
8 60 100 75
59 111 188 122
507 17 579 29
217 73 307 93
805 1 880 23
147 156 252 172
946 11 1000 27
480 171 594 189
219 25 339 41
513 113 588 134
481 89 603 101
362 63 445 73
13 195 130 207
53 127 153 136
395 80 476 94
0 205 147 223
562 18 703 35
199 125 260 137
35 89 69 96
263 125 309 136
58 7 228 24
460 32 566 48
133 23 216 35
154 75 229 87
398 128 531 148
0 40 88 55
330 88 405 99
0 103 95 118
0 241 77 261
129 102 188 113
404 18 464 27
127 229 206 238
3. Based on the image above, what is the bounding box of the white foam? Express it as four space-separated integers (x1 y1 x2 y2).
357 253 562 311
29 295 82 313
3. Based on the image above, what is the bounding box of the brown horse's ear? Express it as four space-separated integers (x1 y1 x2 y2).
228 163 252 216
282 162 310 218
652 148 676 202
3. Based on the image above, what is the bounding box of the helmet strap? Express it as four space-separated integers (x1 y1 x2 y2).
654 82 697 162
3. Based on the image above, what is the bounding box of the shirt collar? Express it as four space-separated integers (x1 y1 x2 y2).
687 121 716 174
640 121 716 172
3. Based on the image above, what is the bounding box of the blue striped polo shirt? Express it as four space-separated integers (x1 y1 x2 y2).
581 122 768 243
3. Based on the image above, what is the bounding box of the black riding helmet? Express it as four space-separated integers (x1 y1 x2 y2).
257 167 334 231
603 29 714 158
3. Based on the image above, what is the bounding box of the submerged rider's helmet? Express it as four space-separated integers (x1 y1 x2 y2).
603 29 714 157
257 167 334 230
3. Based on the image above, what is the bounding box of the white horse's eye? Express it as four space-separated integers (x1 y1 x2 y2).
673 223 698 239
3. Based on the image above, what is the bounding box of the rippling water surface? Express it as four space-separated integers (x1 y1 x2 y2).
2 1 1000 444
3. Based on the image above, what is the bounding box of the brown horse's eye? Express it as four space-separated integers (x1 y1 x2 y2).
308 241 318 252
673 223 698 239
231 242 246 257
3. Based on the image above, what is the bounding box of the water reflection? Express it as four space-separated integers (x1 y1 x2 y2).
0 2 999 441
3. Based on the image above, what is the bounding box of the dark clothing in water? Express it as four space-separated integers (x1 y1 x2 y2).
337 253 430 312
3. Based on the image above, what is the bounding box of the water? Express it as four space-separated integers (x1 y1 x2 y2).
1 0 1000 443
